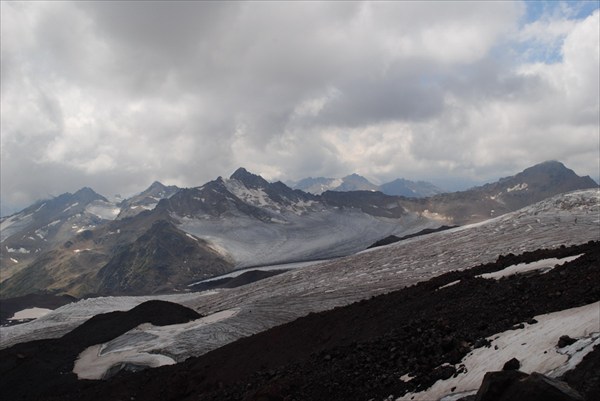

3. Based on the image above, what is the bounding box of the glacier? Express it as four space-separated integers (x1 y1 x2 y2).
1 189 598 387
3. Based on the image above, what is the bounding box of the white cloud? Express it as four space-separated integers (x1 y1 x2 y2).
0 1 598 214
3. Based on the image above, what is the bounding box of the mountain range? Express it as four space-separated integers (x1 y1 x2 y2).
0 160 596 298
289 173 445 197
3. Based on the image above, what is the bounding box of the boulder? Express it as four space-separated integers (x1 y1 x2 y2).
558 335 578 348
502 358 520 371
475 370 584 401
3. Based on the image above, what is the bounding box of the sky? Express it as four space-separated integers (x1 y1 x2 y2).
1 1 599 215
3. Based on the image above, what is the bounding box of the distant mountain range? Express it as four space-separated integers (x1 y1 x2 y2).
0 161 596 298
289 173 445 197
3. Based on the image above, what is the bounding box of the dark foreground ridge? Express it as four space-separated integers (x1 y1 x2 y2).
188 269 289 292
0 300 201 399
0 293 77 326
1 242 598 401
367 225 458 249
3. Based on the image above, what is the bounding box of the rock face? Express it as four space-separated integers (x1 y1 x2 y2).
561 344 600 401
96 220 233 295
116 181 179 219
474 371 584 401
320 189 407 218
402 161 598 225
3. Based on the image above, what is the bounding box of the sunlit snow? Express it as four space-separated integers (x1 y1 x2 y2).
478 254 583 280
6 247 30 254
506 183 529 192
62 202 79 213
85 202 121 220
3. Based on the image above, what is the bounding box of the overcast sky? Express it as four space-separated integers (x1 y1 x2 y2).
1 1 599 215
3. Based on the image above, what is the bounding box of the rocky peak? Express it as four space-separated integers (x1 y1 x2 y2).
230 167 270 189
73 187 107 203
521 160 571 177
511 160 597 188
148 181 167 191
337 173 378 192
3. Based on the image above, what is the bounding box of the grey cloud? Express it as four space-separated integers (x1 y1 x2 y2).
315 66 445 128
1 1 598 214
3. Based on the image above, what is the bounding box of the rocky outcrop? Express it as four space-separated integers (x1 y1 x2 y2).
474 370 584 401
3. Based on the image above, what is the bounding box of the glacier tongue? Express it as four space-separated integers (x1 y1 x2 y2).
177 208 440 268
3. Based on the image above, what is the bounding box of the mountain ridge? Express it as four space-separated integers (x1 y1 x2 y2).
0 161 596 298
291 173 444 197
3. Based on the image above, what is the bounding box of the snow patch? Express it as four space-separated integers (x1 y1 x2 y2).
85 202 121 220
437 280 460 290
478 254 582 280
10 307 53 320
6 247 30 254
506 183 529 192
75 225 95 233
73 344 175 380
185 233 199 242
421 209 449 222
62 202 79 212
224 179 276 209
400 373 414 382
34 228 47 239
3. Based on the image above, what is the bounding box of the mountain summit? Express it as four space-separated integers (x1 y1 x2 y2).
291 173 444 197
230 167 270 189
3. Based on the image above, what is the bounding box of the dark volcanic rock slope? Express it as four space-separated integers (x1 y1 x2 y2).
0 242 598 401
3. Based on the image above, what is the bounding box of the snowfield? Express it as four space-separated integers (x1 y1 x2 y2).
9 307 53 321
1 190 598 391
85 201 121 220
177 207 442 268
0 212 34 242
